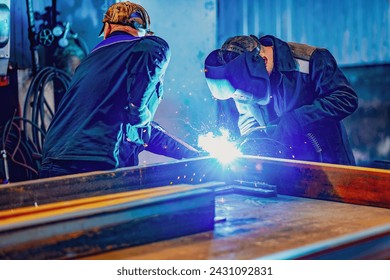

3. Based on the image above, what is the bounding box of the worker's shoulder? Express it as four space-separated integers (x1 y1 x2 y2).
137 36 169 49
287 42 324 74
288 42 320 61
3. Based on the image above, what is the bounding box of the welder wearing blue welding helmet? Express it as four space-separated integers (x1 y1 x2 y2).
205 36 271 105
204 35 358 165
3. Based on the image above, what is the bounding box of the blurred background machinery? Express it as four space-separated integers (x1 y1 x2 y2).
0 0 88 182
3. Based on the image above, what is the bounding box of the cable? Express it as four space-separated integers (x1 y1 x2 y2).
23 67 71 153
9 122 39 176
1 3 74 182
1 110 17 183
1 67 71 182
1 120 39 182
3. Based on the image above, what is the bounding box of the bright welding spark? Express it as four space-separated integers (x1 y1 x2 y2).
198 129 242 164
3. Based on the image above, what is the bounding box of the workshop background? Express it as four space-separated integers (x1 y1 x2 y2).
0 0 389 183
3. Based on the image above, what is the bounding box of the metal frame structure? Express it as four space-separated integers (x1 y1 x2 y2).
0 156 389 259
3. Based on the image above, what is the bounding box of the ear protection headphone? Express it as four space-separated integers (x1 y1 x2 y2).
129 20 153 35
129 20 144 30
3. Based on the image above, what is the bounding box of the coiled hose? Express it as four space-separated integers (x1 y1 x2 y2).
1 67 71 182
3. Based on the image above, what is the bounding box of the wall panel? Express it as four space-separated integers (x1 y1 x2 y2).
217 0 390 166
218 0 390 65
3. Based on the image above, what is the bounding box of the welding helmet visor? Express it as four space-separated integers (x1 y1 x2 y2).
204 48 270 104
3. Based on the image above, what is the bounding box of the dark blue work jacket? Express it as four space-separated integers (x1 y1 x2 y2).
41 32 198 169
238 35 358 165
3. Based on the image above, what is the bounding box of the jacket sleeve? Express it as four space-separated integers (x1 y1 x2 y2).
125 36 171 127
145 122 201 159
292 48 358 131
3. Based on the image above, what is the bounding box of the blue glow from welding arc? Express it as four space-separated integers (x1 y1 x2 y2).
197 128 242 164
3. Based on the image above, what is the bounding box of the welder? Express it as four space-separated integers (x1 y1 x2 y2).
204 35 358 165
39 2 199 178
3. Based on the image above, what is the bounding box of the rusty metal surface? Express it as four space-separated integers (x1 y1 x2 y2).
1 156 390 259
229 156 390 208
1 156 390 210
0 184 217 260
0 157 223 210
80 193 390 260
259 223 390 260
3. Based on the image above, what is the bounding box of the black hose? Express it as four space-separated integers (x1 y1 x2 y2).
1 119 41 181
1 67 71 182
23 67 71 153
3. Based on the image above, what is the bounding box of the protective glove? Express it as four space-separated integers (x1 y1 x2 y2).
269 111 303 146
146 122 202 159
126 103 152 127
125 124 151 146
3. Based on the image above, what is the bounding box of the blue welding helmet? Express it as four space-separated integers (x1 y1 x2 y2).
204 47 271 105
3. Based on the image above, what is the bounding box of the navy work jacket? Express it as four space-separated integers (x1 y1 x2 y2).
41 32 198 169
238 35 358 165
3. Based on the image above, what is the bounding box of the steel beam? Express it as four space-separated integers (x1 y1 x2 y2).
0 183 217 259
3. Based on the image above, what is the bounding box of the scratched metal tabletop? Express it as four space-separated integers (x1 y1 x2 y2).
81 193 390 260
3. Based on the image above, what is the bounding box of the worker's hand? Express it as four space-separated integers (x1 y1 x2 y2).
239 137 291 158
126 103 152 127
125 125 151 146
270 112 303 145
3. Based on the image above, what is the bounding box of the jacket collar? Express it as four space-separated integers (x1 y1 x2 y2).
91 32 140 53
259 35 297 72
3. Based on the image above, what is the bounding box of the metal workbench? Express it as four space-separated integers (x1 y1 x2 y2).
0 156 389 260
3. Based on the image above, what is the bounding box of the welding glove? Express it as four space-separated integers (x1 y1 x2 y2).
125 123 151 146
126 103 152 127
269 111 304 147
146 122 203 159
